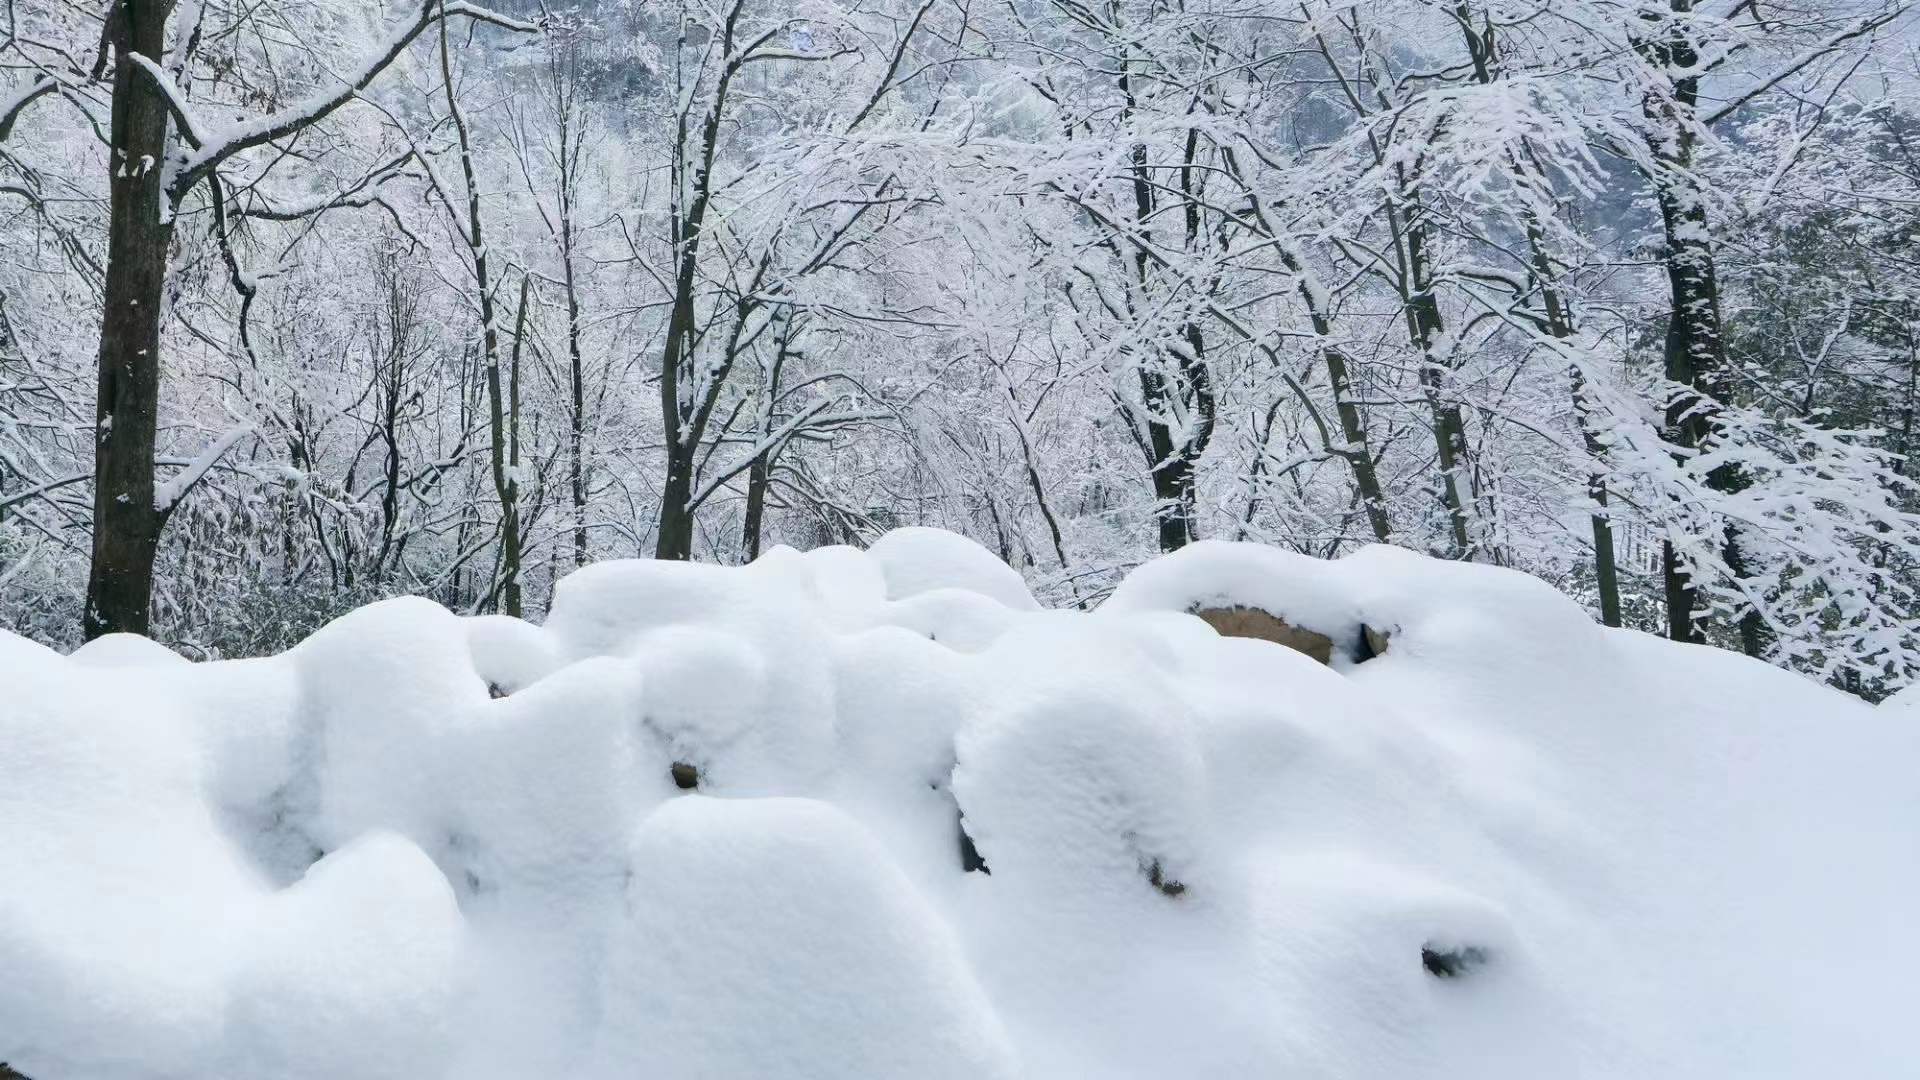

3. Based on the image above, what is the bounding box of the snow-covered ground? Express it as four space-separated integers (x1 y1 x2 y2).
3 530 1914 1079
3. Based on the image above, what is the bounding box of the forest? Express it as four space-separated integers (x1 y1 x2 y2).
2 0 1917 695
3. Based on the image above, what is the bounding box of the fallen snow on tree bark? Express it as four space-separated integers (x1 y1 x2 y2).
1 533 1914 1079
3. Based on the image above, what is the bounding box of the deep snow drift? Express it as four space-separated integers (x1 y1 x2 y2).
2 531 1915 1079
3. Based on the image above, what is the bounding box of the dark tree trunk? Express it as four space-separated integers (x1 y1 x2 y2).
741 453 768 561
653 14 745 562
1139 322 1214 553
85 0 179 640
1641 0 1767 654
655 447 696 561
1121 115 1215 554
1320 340 1394 544
1149 451 1198 552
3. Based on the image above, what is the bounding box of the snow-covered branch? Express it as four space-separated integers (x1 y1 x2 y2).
154 426 257 514
168 0 539 199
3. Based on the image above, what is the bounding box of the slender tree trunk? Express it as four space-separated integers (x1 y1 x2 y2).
558 99 589 568
487 281 529 616
1320 339 1393 543
740 311 795 562
1121 113 1215 553
565 254 587 568
85 0 178 640
1003 384 1071 570
1540 251 1623 627
1455 3 1619 624
440 8 519 614
1221 144 1393 544
1399 200 1474 559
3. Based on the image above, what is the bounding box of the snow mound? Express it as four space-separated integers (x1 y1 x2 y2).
866 526 1041 610
1 531 1914 1080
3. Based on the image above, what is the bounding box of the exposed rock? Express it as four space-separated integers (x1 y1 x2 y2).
1191 605 1335 665
958 813 990 875
670 761 700 790
1420 943 1489 979
1363 624 1391 659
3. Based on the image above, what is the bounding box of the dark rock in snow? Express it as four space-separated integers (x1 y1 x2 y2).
1421 943 1489 979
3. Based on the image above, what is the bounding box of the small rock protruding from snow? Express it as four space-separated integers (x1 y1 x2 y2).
1420 942 1490 979
1360 623 1392 660
957 811 990 875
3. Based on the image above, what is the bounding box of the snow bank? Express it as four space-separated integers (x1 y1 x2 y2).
1 534 1914 1079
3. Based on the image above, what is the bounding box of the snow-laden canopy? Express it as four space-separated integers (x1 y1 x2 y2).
2 530 1914 1079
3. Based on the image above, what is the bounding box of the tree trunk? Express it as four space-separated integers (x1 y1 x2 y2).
1401 202 1474 559
655 447 696 561
742 453 768 561
1220 143 1393 546
558 93 589 568
84 0 178 640
565 252 588 568
440 11 518 615
1139 322 1214 553
1642 1 1766 653
1455 3 1618 624
1524 184 1622 627
1320 340 1394 544
487 281 528 616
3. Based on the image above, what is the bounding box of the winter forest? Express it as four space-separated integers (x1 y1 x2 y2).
2 0 1919 693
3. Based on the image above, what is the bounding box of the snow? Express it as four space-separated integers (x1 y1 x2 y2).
67 633 189 668
3 530 1916 1079
866 525 1042 610
598 796 1018 1080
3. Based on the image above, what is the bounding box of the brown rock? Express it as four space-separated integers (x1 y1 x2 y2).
1191 605 1335 665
